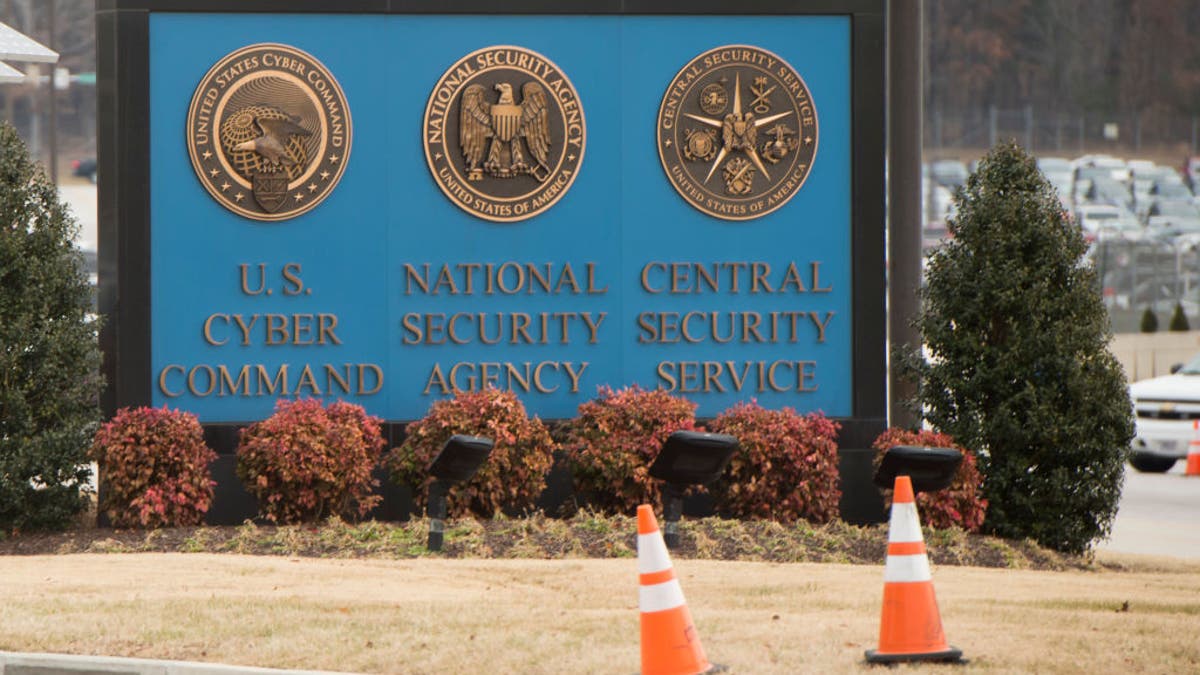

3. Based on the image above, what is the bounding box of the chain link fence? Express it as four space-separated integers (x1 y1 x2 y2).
928 107 1200 162
1091 237 1200 331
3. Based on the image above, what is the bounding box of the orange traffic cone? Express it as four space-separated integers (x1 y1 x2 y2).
1187 421 1200 476
637 504 725 675
865 475 963 664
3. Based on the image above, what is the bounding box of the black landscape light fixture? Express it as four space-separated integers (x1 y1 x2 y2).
872 444 963 494
426 434 494 552
649 430 739 549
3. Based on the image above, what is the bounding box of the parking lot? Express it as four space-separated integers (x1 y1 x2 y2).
925 154 1200 330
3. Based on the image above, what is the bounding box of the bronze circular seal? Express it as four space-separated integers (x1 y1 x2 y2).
657 45 818 221
186 43 352 221
423 46 585 222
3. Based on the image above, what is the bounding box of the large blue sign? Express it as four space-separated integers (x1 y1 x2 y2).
147 14 853 422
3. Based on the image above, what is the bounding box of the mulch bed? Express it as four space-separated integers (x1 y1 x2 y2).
0 514 1092 571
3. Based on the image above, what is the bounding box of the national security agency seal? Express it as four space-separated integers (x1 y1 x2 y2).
657 45 817 221
424 46 585 222
186 44 351 221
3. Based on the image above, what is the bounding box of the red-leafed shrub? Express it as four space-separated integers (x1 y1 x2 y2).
564 385 697 514
387 388 555 518
708 401 842 523
89 406 217 528
236 399 383 524
872 427 987 532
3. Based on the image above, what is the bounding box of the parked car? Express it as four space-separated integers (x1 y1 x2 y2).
1036 156 1073 207
1144 200 1200 231
1183 156 1200 192
1075 203 1135 240
1129 354 1200 472
71 157 97 183
930 159 968 190
922 178 955 224
1129 161 1159 208
1073 154 1131 183
1095 216 1144 242
1073 165 1117 204
921 222 950 253
1086 176 1134 209
1150 180 1192 201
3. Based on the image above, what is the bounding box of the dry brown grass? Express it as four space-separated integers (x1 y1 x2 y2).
1 553 1198 674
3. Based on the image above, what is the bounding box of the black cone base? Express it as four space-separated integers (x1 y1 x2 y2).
634 662 728 675
865 646 964 664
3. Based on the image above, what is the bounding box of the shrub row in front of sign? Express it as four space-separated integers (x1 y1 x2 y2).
91 389 985 530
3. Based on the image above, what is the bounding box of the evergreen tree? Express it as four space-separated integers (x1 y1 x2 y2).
1168 302 1190 331
904 141 1132 554
1140 306 1159 333
0 122 102 533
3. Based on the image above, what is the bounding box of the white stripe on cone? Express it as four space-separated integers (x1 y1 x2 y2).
884 554 933 582
638 533 673 573
640 579 688 613
888 501 924 543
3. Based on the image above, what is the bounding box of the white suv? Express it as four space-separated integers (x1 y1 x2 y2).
1128 355 1200 472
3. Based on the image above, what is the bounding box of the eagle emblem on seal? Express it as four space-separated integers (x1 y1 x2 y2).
460 82 552 182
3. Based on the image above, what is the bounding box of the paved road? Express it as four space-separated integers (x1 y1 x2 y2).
1099 461 1200 558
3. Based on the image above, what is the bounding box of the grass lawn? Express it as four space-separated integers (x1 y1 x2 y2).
2 551 1198 674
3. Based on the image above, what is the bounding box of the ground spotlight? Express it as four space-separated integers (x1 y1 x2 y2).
873 444 963 493
426 434 494 551
649 430 739 548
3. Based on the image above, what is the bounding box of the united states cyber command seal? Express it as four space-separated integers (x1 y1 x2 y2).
657 45 817 221
424 46 585 222
186 43 351 221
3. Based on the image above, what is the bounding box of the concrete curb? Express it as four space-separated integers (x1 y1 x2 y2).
0 652 352 675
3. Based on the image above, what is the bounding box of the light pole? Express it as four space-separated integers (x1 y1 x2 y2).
887 0 924 429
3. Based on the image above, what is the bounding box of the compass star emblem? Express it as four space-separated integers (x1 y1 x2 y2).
682 73 796 186
656 45 818 221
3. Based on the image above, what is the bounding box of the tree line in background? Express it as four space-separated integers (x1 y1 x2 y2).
928 0 1200 121
7 1 1200 161
928 0 1200 154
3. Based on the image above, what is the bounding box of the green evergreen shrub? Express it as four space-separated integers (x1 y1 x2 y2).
0 122 102 533
902 141 1133 554
386 388 555 518
1169 302 1190 331
707 401 841 523
90 406 217 528
563 385 697 514
871 427 987 532
1140 306 1158 333
236 399 383 524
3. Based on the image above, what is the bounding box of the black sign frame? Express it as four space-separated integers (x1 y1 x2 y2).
98 0 886 460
